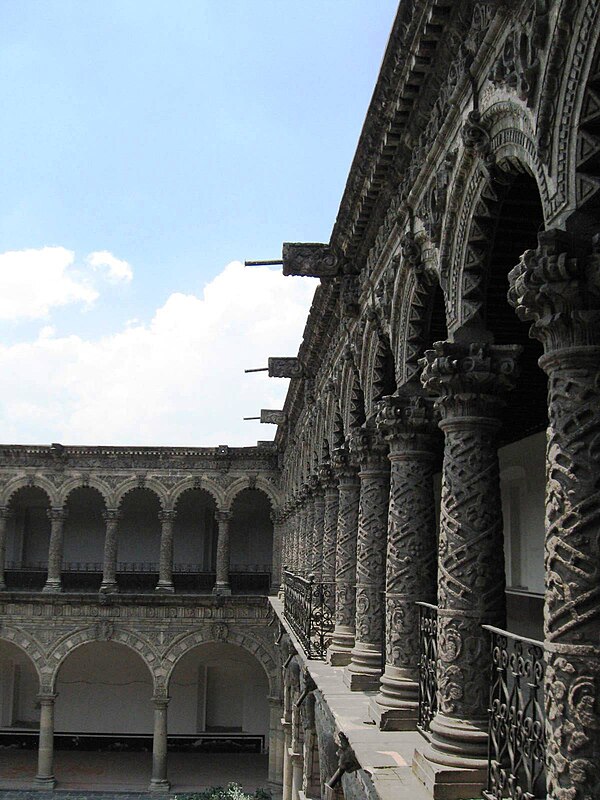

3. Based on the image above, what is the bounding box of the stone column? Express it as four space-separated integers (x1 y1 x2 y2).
310 479 325 579
328 444 360 666
508 230 600 800
303 485 315 577
99 509 120 593
282 718 293 800
149 694 170 791
320 464 339 587
156 510 175 592
345 426 390 690
371 394 439 729
290 753 303 800
0 507 13 590
271 511 285 595
268 695 284 799
35 693 57 788
43 508 67 593
213 510 232 595
296 493 308 577
413 341 520 793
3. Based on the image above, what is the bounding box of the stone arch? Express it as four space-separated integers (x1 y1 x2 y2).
339 358 365 435
170 477 224 512
0 626 47 687
60 477 112 508
224 476 281 513
114 479 166 510
161 626 280 697
3 476 56 509
360 318 396 419
47 625 160 692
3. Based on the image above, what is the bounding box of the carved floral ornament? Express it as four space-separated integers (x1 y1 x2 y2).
374 393 438 441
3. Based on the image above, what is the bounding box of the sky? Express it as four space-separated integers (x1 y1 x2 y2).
0 1 398 447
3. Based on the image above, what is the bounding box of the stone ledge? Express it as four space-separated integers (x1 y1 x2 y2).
270 598 431 800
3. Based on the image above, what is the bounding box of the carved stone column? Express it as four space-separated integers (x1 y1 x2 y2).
35 693 57 788
271 511 285 595
214 510 232 595
413 341 520 793
282 718 293 800
371 394 439 729
0 507 13 590
328 444 360 666
303 484 315 577
43 508 67 593
310 479 325 579
268 695 284 798
508 230 600 800
345 426 390 690
320 463 339 588
99 509 120 594
149 694 170 791
296 492 308 577
156 510 175 592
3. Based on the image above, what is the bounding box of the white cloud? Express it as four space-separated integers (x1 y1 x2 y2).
0 246 133 321
0 261 317 446
0 247 97 320
87 250 133 283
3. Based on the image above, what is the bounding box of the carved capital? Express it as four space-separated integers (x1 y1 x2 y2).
348 426 388 469
331 445 358 479
215 510 231 523
102 509 120 524
508 229 600 355
420 341 521 420
158 510 175 523
47 507 67 523
318 461 337 491
0 506 14 522
375 394 438 442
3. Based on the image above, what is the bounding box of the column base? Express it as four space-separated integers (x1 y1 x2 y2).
213 584 232 596
99 581 118 594
327 627 355 665
344 641 382 691
368 697 417 731
149 778 171 792
42 581 61 594
343 667 380 692
412 747 486 800
35 776 56 789
155 581 175 593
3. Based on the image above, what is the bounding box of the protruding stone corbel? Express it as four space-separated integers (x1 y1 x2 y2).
261 410 286 425
267 357 304 378
326 732 360 789
282 242 341 278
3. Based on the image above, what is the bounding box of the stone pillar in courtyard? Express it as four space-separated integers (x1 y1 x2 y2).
35 692 57 788
320 462 338 587
149 693 170 791
345 425 390 691
296 490 309 577
268 695 285 798
99 508 120 593
281 715 293 800
413 340 520 795
370 393 439 729
271 510 285 594
310 476 325 579
156 510 175 592
0 507 13 590
508 230 600 800
328 443 360 666
214 510 232 595
43 508 67 593
303 483 315 578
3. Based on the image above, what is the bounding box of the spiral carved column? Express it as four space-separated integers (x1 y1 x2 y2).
345 426 390 690
328 444 360 666
43 508 68 593
320 462 339 588
371 394 439 729
508 230 600 800
310 480 325 580
413 341 520 794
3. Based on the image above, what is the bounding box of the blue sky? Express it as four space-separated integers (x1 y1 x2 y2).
0 1 398 445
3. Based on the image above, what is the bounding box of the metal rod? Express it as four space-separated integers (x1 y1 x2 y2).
244 367 268 373
243 416 261 421
244 260 284 267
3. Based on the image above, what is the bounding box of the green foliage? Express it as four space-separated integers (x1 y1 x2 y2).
174 782 271 800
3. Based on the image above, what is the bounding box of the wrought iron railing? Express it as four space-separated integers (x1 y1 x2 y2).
416 601 438 734
283 570 335 660
483 625 546 800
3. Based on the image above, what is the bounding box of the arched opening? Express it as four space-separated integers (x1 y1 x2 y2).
230 489 273 592
5 487 51 591
173 488 217 591
0 639 40 780
169 642 270 747
117 488 162 591
482 168 546 639
62 487 106 591
52 641 154 785
424 281 448 351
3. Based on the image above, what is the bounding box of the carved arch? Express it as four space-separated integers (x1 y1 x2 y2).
61 480 110 508
3 476 56 508
0 626 47 686
161 627 279 697
114 479 167 510
47 625 160 691
223 476 281 513
170 479 223 512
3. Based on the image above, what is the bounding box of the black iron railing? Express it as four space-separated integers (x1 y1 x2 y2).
417 601 438 734
283 570 335 659
483 625 546 800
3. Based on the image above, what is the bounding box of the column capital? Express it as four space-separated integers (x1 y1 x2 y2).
420 340 521 421
270 510 285 526
331 444 359 479
375 393 438 444
37 692 57 704
0 506 14 521
102 508 121 523
508 228 600 355
47 507 67 523
348 425 389 469
307 473 323 497
318 460 338 491
158 509 175 523
215 510 231 523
